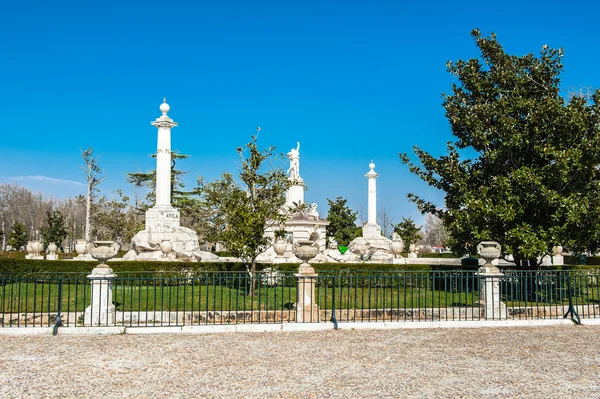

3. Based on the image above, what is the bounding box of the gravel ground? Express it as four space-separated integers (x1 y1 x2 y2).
0 325 599 398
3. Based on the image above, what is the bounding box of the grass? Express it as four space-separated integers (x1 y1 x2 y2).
3 277 598 314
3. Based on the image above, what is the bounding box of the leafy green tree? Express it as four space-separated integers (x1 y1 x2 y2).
201 135 289 295
393 217 423 248
8 221 28 250
40 210 68 249
401 29 600 266
92 190 144 247
326 197 359 246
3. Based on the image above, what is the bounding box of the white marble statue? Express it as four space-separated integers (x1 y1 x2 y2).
287 142 300 180
308 202 319 219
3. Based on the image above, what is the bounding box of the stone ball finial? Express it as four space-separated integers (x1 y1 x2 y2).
160 97 170 114
369 161 375 170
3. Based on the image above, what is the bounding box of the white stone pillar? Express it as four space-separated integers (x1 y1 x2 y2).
362 162 382 239
366 162 377 224
478 266 505 320
151 98 178 208
552 245 564 266
84 266 116 326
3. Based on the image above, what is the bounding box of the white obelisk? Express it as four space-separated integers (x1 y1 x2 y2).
362 161 382 239
145 98 181 230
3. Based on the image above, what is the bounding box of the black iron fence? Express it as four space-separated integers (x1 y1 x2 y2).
1 270 597 329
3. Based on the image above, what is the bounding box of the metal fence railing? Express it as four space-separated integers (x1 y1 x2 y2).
1 270 598 330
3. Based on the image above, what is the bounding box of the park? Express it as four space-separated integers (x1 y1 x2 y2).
2 2 600 396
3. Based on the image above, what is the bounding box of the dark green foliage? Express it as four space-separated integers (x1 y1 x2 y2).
326 197 359 246
401 29 600 264
40 210 68 249
8 222 28 250
393 217 423 247
1 258 595 275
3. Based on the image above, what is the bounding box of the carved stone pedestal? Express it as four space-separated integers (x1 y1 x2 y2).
84 266 116 326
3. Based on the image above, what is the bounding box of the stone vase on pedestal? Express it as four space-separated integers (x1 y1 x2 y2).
408 243 417 258
273 238 288 264
294 241 320 322
552 245 564 266
84 241 119 326
28 241 44 260
389 235 404 264
25 241 34 259
46 243 58 260
160 239 173 258
476 241 505 320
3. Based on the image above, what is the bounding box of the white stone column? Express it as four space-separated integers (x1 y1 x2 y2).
367 162 377 224
151 98 178 208
552 245 564 266
476 241 505 320
362 161 381 239
84 266 116 326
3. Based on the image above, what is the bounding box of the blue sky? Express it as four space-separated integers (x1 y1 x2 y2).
1 0 599 227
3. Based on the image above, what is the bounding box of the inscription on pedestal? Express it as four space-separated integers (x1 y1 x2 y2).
146 207 181 230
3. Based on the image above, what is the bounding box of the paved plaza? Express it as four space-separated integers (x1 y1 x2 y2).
0 325 599 398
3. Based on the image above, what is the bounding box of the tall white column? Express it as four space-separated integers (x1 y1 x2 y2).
362 161 382 239
366 162 378 225
151 98 178 208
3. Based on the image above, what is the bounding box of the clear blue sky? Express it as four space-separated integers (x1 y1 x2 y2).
1 0 598 227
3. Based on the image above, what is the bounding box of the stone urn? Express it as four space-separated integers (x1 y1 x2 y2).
47 243 57 255
408 243 417 258
294 240 318 274
552 245 563 256
75 239 88 256
160 239 173 258
390 236 404 258
87 241 120 268
26 241 34 255
273 238 287 258
477 241 501 269
31 241 43 256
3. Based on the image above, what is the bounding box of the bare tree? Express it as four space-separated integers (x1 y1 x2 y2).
81 147 105 242
377 207 395 238
566 85 594 102
423 213 448 246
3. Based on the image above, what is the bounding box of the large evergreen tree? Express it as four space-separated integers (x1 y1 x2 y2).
401 29 600 265
40 210 68 249
326 197 359 246
8 221 28 250
393 217 422 248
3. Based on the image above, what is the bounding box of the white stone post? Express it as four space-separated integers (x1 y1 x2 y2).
84 241 118 326
552 245 564 266
362 161 382 239
294 242 320 322
151 98 177 208
84 266 116 326
477 241 505 320
367 161 377 225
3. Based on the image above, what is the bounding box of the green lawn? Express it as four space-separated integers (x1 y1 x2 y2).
1 276 598 313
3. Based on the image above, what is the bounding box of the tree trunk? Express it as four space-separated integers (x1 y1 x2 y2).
85 184 91 242
248 260 257 297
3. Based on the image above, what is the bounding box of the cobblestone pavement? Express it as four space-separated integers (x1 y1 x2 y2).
0 325 599 398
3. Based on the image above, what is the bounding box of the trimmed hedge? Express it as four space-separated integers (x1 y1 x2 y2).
0 257 597 275
0 258 482 275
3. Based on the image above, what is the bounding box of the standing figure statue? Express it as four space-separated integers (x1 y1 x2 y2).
287 142 301 180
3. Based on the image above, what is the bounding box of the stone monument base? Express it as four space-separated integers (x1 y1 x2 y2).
123 225 218 262
46 254 58 261
348 234 394 261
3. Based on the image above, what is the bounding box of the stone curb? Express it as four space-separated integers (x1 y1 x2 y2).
0 318 582 336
